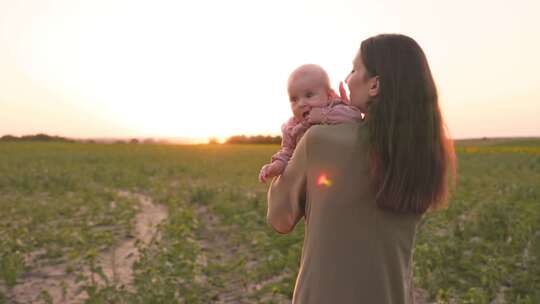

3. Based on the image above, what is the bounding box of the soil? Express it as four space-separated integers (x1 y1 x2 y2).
2 191 168 304
193 204 290 304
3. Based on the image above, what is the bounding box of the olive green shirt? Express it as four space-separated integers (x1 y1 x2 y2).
267 122 421 304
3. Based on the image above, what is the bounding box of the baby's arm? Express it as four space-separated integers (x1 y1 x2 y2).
307 103 363 125
258 119 297 183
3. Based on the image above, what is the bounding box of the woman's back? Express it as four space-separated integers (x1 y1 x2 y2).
268 122 421 304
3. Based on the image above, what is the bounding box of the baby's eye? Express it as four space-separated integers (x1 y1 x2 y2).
290 97 298 103
306 92 314 98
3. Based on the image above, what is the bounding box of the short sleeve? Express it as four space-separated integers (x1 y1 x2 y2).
266 131 308 234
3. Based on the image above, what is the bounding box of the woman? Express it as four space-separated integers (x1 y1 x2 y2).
267 34 456 304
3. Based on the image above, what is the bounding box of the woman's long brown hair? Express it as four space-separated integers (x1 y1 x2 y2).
361 34 456 214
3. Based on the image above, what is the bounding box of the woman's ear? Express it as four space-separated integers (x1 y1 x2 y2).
368 76 380 97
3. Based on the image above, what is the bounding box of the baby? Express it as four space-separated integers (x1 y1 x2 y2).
258 64 363 183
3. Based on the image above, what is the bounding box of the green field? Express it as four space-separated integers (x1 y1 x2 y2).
0 138 539 303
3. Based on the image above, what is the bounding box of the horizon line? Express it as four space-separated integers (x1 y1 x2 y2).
2 132 540 143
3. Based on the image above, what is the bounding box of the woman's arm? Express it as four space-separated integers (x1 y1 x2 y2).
267 131 308 234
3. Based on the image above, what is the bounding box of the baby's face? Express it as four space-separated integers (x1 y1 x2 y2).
288 75 330 120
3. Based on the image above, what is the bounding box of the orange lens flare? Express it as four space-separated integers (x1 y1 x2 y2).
316 173 332 187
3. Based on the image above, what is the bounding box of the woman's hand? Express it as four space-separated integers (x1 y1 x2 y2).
339 81 350 104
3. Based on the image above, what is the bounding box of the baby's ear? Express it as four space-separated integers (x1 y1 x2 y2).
328 89 339 100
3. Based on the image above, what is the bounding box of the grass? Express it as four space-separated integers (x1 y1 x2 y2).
0 139 539 303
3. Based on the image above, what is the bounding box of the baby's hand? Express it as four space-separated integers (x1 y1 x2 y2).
307 108 326 124
258 161 286 183
259 164 271 183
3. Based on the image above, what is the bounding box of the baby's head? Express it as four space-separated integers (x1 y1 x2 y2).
287 64 333 120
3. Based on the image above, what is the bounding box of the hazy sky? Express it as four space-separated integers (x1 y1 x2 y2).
1 0 539 140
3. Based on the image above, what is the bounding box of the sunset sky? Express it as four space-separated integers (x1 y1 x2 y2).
1 0 539 142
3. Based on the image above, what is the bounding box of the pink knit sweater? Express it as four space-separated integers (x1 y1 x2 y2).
270 100 363 167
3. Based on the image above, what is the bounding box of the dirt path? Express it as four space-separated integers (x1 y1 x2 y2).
104 191 168 287
2 191 168 304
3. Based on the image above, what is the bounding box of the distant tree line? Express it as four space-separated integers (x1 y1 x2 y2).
1 133 283 145
0 133 74 142
0 134 164 144
225 135 281 144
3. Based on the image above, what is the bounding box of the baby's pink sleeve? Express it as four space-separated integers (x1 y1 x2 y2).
270 118 296 164
324 104 363 124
